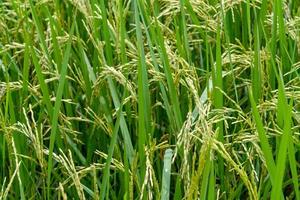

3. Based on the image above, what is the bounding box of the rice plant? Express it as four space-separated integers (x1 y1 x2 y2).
0 0 300 199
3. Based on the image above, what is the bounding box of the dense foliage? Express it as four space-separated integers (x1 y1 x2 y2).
0 0 300 199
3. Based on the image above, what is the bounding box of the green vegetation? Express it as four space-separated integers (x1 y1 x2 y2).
0 0 300 199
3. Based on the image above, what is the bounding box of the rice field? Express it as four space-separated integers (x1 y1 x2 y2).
0 0 300 199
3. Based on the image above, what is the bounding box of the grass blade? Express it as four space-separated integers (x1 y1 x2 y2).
161 149 173 200
47 20 75 198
